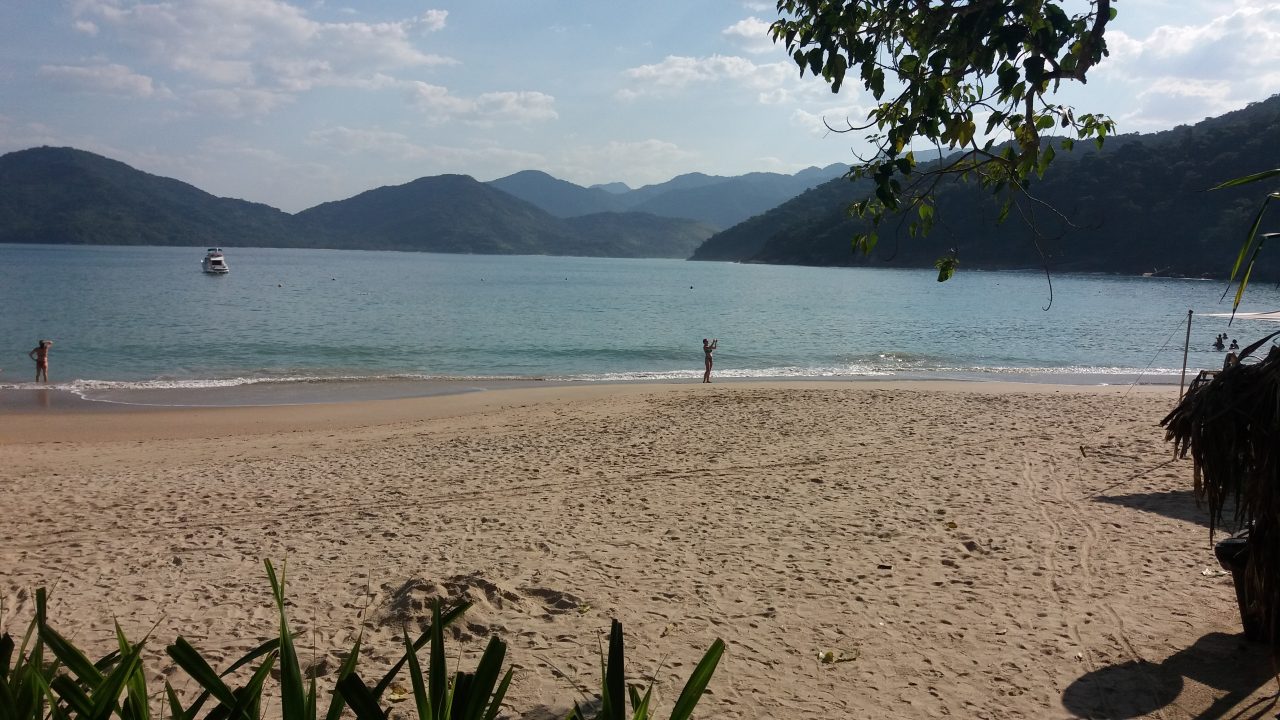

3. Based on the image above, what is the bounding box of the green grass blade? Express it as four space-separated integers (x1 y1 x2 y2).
629 676 650 717
265 560 306 720
37 623 103 686
88 641 144 720
458 636 507 720
116 622 151 720
226 650 278 720
481 669 513 720
402 629 431 720
1211 168 1280 190
336 674 388 720
666 639 725 720
428 603 447 720
0 678 19 720
183 637 281 720
371 601 471 699
165 682 190 720
323 634 363 720
452 672 474 719
166 637 240 708
50 675 93 715
1 633 13 677
603 620 625 720
1222 194 1273 304
1231 232 1270 315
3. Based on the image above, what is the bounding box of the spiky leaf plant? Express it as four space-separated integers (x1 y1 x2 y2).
566 619 725 720
1163 331 1280 642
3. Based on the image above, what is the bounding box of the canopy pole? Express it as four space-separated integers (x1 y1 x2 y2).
1179 309 1193 399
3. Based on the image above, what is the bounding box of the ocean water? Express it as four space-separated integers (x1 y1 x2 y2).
2 243 1279 405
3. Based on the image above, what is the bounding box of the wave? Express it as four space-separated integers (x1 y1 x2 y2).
0 362 1190 395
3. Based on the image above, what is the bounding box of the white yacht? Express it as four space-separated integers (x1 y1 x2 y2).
202 248 229 274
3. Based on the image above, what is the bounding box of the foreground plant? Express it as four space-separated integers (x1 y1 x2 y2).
1163 331 1280 643
564 620 725 720
4 561 725 719
1213 168 1280 316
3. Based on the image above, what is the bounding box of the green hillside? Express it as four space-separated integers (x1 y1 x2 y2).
0 148 712 258
0 147 301 247
691 95 1280 280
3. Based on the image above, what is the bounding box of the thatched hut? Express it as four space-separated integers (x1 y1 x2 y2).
1163 333 1280 642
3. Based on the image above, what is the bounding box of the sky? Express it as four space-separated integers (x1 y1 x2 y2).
1 1 1278 213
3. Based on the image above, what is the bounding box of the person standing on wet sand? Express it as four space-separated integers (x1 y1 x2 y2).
29 339 52 383
702 338 718 383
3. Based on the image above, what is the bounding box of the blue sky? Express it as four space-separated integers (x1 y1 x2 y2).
1 1 1277 212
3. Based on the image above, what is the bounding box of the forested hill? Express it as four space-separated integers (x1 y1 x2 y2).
691 94 1280 281
0 146 301 247
0 148 713 258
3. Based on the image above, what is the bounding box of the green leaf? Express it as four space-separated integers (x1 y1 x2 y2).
1212 168 1280 190
482 670 513 720
458 636 509 720
337 675 388 720
166 638 240 709
1222 194 1274 291
165 683 190 720
666 639 725 720
604 620 625 720
403 628 431 720
117 623 151 720
371 601 471 699
323 634 364 720
935 256 959 282
37 624 103 687
265 560 306 720
428 603 448 720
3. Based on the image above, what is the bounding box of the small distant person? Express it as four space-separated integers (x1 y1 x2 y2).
29 339 52 383
1229 338 1240 352
1224 351 1239 371
702 338 718 383
1213 334 1225 351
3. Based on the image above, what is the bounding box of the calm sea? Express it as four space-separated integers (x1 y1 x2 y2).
2 244 1278 406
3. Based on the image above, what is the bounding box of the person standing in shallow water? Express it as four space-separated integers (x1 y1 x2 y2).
702 338 718 383
29 339 52 383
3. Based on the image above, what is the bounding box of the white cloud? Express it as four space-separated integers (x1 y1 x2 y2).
407 82 558 126
188 87 294 117
618 54 792 100
0 116 64 154
38 63 159 97
1101 3 1280 127
722 17 776 54
307 125 549 185
70 0 456 98
306 126 432 160
555 139 699 187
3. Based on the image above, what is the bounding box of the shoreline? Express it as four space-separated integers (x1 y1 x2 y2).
0 379 1180 445
0 368 1184 412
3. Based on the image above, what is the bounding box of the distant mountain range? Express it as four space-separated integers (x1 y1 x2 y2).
693 95 1280 281
0 147 842 259
5 94 1279 277
487 165 847 228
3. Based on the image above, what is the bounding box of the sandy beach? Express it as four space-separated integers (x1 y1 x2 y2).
0 381 1272 718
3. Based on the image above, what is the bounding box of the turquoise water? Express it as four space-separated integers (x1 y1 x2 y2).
2 243 1278 403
